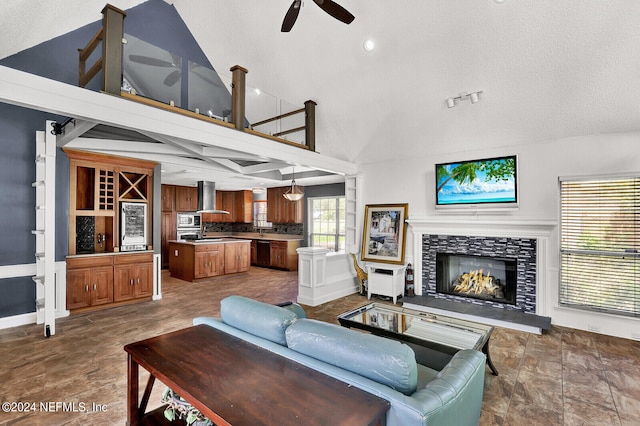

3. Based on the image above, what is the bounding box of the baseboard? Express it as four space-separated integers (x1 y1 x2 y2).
0 312 37 330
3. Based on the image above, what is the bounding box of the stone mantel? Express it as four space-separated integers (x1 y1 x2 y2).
406 217 557 317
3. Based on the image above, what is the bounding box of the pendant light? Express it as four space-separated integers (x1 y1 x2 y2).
283 167 304 201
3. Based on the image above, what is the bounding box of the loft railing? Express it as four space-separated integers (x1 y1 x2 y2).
77 3 315 152
78 4 125 95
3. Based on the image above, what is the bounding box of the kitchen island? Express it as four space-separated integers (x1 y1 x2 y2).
168 238 251 282
204 233 303 271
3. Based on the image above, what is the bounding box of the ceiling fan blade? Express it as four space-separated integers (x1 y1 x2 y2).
129 54 175 67
163 70 181 87
313 0 354 24
191 68 224 89
281 0 301 32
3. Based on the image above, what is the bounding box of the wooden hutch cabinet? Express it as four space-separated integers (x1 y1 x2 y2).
64 149 156 313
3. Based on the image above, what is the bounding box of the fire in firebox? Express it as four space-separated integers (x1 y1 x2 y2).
453 269 505 299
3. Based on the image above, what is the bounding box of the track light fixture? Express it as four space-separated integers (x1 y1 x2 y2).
446 91 483 108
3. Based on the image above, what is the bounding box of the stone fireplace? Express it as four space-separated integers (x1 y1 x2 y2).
425 235 536 313
406 218 556 318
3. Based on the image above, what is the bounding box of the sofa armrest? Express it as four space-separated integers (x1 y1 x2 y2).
412 349 486 425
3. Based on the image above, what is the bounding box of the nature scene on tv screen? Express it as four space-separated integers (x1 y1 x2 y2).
436 156 516 205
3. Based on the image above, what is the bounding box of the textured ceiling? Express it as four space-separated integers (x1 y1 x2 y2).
2 0 640 174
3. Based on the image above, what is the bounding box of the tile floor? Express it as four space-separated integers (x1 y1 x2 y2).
0 268 639 425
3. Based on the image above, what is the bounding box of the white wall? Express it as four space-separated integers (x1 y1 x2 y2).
359 131 640 341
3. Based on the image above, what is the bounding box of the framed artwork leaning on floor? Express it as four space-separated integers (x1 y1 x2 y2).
361 203 408 264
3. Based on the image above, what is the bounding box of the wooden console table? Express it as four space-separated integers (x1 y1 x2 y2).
124 325 390 426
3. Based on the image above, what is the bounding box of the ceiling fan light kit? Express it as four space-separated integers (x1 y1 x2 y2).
446 90 483 108
281 0 355 32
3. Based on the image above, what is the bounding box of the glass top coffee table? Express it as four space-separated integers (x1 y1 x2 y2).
338 302 498 375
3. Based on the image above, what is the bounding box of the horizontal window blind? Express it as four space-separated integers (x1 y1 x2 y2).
560 177 640 316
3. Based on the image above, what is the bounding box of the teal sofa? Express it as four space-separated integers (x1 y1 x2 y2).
194 295 486 426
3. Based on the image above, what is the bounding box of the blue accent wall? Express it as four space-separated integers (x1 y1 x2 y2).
0 0 215 319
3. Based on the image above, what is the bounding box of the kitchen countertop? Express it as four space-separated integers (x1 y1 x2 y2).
67 250 154 258
202 232 304 242
169 238 252 245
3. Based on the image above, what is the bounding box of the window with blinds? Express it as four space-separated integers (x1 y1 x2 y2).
560 177 640 317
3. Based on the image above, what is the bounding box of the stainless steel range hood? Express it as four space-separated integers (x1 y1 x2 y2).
197 181 230 214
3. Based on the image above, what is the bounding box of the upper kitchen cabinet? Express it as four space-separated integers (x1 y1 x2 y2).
161 184 176 212
201 190 252 223
267 186 304 224
175 186 198 212
235 190 253 223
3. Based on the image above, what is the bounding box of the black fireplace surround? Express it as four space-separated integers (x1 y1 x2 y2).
423 235 537 313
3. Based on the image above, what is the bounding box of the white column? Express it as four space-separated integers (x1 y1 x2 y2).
296 247 329 306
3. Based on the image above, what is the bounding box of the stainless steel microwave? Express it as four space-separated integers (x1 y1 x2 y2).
176 212 201 229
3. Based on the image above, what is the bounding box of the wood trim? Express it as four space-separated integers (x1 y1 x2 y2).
78 28 103 62
69 296 152 314
120 92 310 150
244 128 311 149
63 148 157 170
251 107 304 127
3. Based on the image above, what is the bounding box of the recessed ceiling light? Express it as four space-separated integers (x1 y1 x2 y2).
254 88 261 95
363 39 375 52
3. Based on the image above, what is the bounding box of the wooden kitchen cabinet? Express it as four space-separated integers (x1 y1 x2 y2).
194 244 225 279
175 186 198 211
224 242 251 274
161 184 176 212
267 187 304 224
220 191 236 222
270 240 299 271
234 190 253 223
161 211 176 269
113 253 154 301
201 190 253 224
66 256 114 310
66 266 114 310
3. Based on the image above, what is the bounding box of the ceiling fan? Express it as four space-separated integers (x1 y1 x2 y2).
281 0 355 32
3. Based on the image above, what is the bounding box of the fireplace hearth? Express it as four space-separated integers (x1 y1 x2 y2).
436 253 517 305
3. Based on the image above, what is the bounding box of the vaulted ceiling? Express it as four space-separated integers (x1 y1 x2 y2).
2 0 639 189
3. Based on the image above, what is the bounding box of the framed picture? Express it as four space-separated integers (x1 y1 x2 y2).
361 203 408 264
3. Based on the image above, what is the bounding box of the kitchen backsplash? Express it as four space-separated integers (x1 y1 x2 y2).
202 222 303 235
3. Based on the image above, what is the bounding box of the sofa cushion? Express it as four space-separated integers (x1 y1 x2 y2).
285 319 418 395
220 296 300 346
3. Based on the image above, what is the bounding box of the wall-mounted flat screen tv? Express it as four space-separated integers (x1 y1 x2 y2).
435 155 518 208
